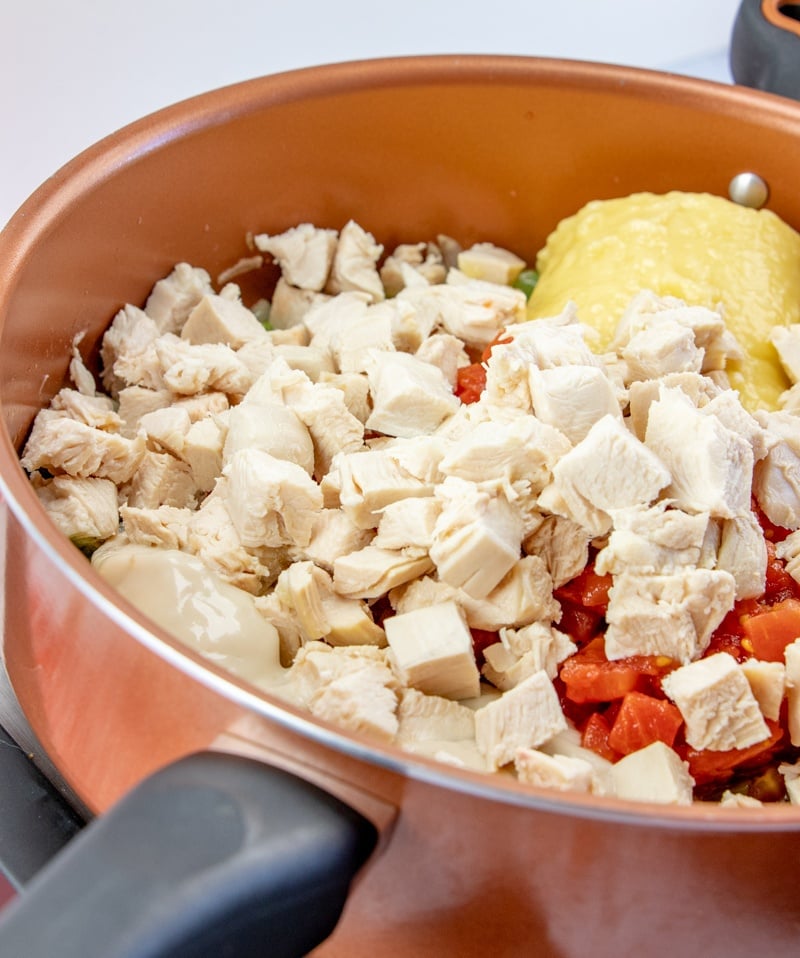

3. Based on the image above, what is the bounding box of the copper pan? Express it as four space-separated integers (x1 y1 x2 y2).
1 55 800 957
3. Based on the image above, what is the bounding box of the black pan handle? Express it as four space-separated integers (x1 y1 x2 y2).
0 750 378 958
730 0 800 99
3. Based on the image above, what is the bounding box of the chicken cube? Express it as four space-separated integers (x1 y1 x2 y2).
539 414 670 538
333 545 434 600
605 569 736 663
514 747 593 793
609 741 694 806
181 294 271 348
661 652 770 750
474 670 567 770
456 242 526 285
33 475 119 547
254 223 338 292
144 263 214 334
365 350 459 438
741 659 786 722
223 448 323 549
384 600 480 700
429 477 523 599
645 385 753 518
528 364 621 445
325 220 384 302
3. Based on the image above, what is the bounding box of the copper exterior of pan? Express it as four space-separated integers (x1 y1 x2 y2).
2 56 800 956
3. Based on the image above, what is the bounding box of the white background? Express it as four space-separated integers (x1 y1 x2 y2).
1 0 743 229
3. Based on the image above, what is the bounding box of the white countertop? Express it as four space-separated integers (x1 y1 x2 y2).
1 0 741 230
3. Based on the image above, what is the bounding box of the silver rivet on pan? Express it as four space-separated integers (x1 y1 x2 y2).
728 172 769 209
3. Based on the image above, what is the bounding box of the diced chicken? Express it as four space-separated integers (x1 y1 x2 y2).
365 350 459 438
528 364 621 444
716 512 768 600
482 622 575 691
753 439 800 531
122 450 196 509
333 545 434 600
308 663 399 743
33 475 119 547
332 447 434 530
627 372 721 441
50 388 122 431
325 220 384 302
187 489 287 594
439 415 571 496
538 727 614 795
21 410 145 484
274 561 385 648
404 269 526 349
223 448 323 549
180 294 270 349
414 332 469 388
785 639 800 746
155 334 254 398
699 390 773 462
514 747 593 793
138 406 192 458
318 372 371 424
645 385 753 518
380 242 446 297
174 391 230 423
605 569 736 663
621 319 704 382
611 292 743 374
457 243 526 285
68 333 97 397
538 414 670 538
395 687 476 745
741 659 786 722
116 386 172 437
279 371 365 477
144 263 214 334
462 555 561 631
237 338 284 383
328 303 395 374
303 290 371 357
595 502 709 577
274 344 336 381
223 401 314 475
120 504 192 551
293 508 374 573
268 277 330 329
770 324 800 383
384 601 480 700
523 514 590 589
609 741 694 806
383 434 447 485
181 415 226 494
429 477 523 599
661 652 770 750
100 304 163 395
474 670 567 771
288 642 398 741
719 791 764 808
373 496 441 551
254 223 338 292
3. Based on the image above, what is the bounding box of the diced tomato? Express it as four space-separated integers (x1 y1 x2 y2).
557 599 604 647
470 628 498 667
681 720 786 786
607 691 684 755
455 362 486 404
559 637 667 704
742 597 800 663
555 565 613 614
581 711 620 763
